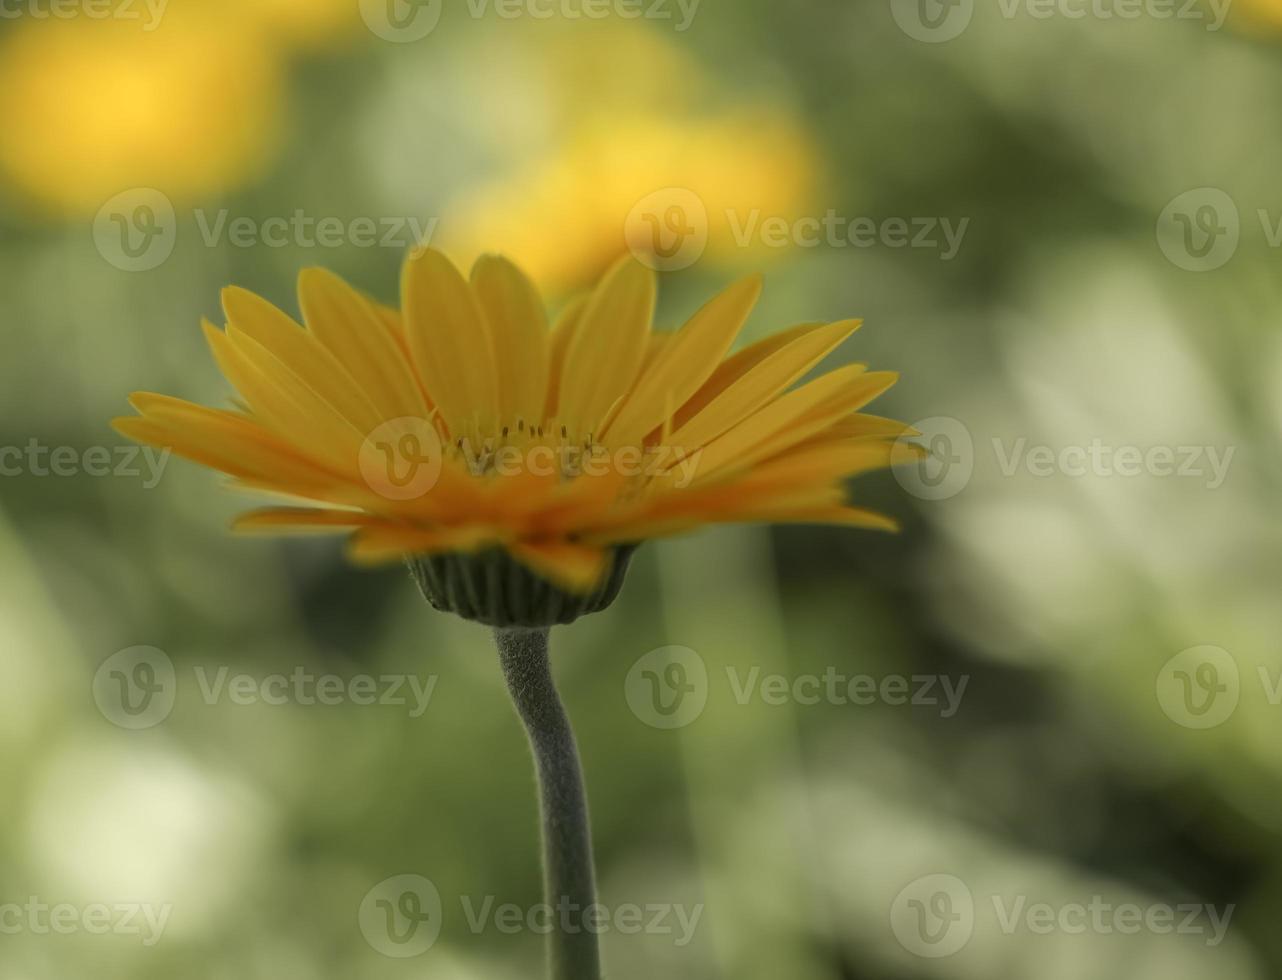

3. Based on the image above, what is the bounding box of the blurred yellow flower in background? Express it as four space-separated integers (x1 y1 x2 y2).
445 113 821 294
437 25 822 294
0 14 283 216
0 0 360 219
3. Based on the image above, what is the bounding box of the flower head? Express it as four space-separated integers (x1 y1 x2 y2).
114 251 920 622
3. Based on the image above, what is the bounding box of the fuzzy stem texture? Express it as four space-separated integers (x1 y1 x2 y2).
494 626 601 980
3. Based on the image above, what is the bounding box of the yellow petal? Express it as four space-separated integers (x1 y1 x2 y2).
508 540 610 593
744 437 926 489
555 255 655 441
116 395 346 492
470 255 549 426
297 268 430 423
734 504 901 532
232 507 381 534
544 294 589 422
668 319 862 453
807 414 920 442
208 321 366 471
346 524 500 565
222 286 383 434
401 248 498 435
602 273 763 446
672 319 831 427
681 367 900 484
580 490 821 545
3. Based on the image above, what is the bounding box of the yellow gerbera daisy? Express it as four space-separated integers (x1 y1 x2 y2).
113 250 918 623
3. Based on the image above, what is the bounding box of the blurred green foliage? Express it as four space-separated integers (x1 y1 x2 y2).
1 2 1281 978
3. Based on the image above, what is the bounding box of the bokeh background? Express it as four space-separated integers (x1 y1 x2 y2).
2 0 1281 977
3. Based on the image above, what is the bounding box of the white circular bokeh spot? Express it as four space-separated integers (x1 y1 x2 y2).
93 188 177 272
890 873 975 958
625 645 708 730
359 874 443 958
1155 645 1239 730
92 645 177 730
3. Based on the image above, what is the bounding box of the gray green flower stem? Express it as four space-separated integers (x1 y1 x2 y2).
495 626 601 980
